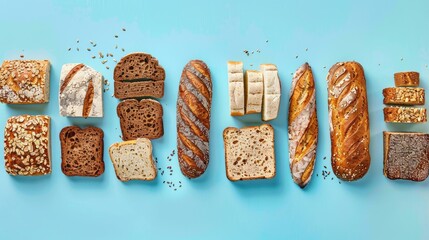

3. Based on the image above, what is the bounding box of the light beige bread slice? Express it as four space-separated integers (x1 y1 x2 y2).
383 87 424 105
384 107 427 123
261 64 281 121
109 138 157 181
223 124 275 181
227 61 245 116
245 70 263 114
394 71 419 87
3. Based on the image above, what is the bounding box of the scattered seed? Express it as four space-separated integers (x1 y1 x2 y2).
68 48 71 51
115 35 118 38
101 60 108 64
87 48 91 51
20 55 24 58
266 40 269 43
305 48 308 51
76 48 79 51
91 56 96 59
77 39 79 43
106 66 110 70
90 40 94 45
122 48 125 52
115 44 118 49
295 55 298 59
122 28 126 32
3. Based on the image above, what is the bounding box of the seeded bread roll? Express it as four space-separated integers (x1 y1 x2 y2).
288 63 318 188
327 61 370 181
383 132 429 181
261 64 281 121
0 60 50 104
177 60 212 178
245 70 263 114
383 107 427 123
383 87 424 105
228 61 245 116
394 71 419 87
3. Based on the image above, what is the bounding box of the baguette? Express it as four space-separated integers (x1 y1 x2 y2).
383 87 424 105
394 71 419 87
327 61 370 181
383 106 427 123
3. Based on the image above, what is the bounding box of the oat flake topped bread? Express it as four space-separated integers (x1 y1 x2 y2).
0 60 50 104
4 115 51 176
327 61 370 181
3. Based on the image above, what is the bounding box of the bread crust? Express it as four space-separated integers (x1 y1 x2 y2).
394 71 419 87
177 60 212 178
288 63 318 188
327 61 370 181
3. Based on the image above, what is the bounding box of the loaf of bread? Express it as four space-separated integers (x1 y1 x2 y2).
113 52 165 99
0 60 50 104
245 70 263 114
394 71 419 87
384 132 429 181
383 87 424 105
383 107 427 123
261 64 281 121
223 124 275 181
4 115 51 176
59 63 103 117
327 61 370 181
227 61 245 116
288 63 318 188
177 60 212 178
109 138 157 181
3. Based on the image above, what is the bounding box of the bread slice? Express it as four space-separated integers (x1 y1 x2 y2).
245 70 263 114
109 138 157 181
383 87 425 105
384 131 429 181
227 61 245 116
223 124 276 181
117 99 163 140
394 71 419 87
114 80 164 99
114 52 165 82
261 64 281 121
383 106 427 123
60 126 104 177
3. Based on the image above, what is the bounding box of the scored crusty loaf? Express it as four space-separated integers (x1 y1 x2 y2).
117 99 164 140
114 52 165 81
383 132 429 181
383 87 425 105
327 61 370 181
223 124 276 181
227 61 245 116
59 63 103 117
394 71 419 87
114 80 164 99
383 107 427 123
109 138 157 181
261 64 281 121
288 63 318 188
245 70 263 114
4 115 51 176
177 60 212 178
0 60 50 104
60 126 104 177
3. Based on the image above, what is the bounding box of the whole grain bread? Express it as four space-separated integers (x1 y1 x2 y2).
60 126 104 177
114 80 164 99
117 99 163 140
383 87 425 105
383 106 427 123
114 52 165 82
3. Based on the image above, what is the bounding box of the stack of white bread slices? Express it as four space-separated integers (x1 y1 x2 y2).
227 61 281 121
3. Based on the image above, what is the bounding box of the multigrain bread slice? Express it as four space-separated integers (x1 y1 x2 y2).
261 64 281 121
227 61 245 116
383 106 427 123
394 71 419 87
60 126 104 177
114 80 164 99
109 138 157 181
223 124 275 181
383 87 425 105
245 70 263 114
383 132 429 181
117 99 164 140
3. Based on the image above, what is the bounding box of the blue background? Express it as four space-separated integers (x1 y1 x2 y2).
0 0 428 239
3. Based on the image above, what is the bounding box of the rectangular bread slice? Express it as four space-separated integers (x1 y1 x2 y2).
383 106 427 123
394 71 419 87
261 64 281 121
223 124 275 181
114 80 164 99
383 87 424 105
383 131 429 181
109 138 157 181
227 61 245 116
245 70 263 114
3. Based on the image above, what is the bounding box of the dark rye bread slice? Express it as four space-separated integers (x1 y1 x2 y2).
117 99 163 140
60 126 104 177
114 52 165 82
383 132 429 181
114 80 164 99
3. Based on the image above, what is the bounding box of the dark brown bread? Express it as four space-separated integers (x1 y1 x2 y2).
176 60 212 178
394 71 419 87
114 80 164 99
327 61 370 181
117 99 163 140
114 53 165 82
60 126 104 177
383 132 429 181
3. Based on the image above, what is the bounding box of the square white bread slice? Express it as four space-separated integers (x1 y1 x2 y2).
109 138 157 181
261 64 281 121
245 70 263 114
223 124 276 181
59 63 103 117
228 61 245 116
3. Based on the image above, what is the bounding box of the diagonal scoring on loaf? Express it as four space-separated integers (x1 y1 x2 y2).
82 78 94 118
60 63 84 94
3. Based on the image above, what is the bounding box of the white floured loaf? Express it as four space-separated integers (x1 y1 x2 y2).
245 70 263 114
227 61 245 116
261 64 281 121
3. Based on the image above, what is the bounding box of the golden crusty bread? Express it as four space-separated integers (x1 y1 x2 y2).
383 87 424 105
394 71 419 87
383 106 427 123
326 61 370 181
